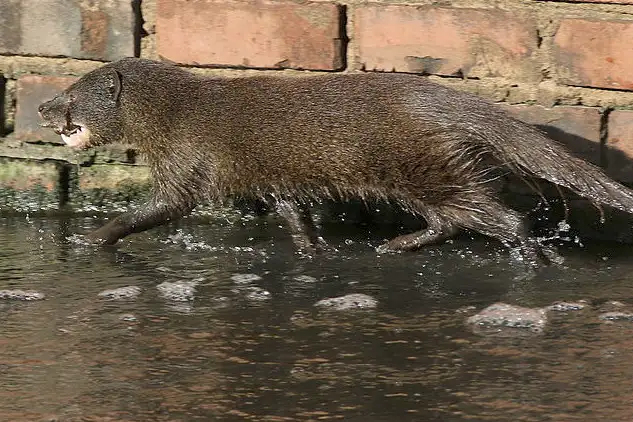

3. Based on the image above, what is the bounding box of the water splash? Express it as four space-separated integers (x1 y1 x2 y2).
162 229 220 252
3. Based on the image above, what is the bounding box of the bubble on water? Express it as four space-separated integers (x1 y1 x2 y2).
230 246 255 253
167 302 195 314
547 301 587 312
98 286 142 301
231 273 262 284
244 286 271 301
315 293 378 311
209 296 232 309
293 275 318 283
0 290 45 301
599 312 633 322
230 285 272 302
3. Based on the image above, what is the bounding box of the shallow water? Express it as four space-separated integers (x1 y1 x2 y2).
3 213 633 421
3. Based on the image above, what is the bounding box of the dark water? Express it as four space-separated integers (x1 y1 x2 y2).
3 212 633 421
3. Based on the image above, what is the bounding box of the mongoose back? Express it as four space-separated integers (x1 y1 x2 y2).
38 58 633 263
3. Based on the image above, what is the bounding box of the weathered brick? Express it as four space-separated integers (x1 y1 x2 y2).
497 104 602 165
156 0 344 70
69 164 151 212
0 0 134 61
539 0 633 3
354 6 539 80
0 76 6 136
15 75 77 144
553 19 633 91
606 110 633 183
0 158 64 212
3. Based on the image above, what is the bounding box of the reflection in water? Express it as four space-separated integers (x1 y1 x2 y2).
2 214 633 420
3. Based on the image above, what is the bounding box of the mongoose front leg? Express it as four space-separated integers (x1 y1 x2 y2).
275 199 327 253
85 197 195 245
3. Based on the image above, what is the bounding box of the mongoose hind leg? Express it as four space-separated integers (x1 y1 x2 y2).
376 206 459 253
438 195 546 266
378 193 548 265
275 199 327 253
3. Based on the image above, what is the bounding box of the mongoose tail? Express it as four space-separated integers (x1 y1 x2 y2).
489 120 633 218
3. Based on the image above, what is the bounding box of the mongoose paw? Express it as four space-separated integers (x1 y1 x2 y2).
292 235 330 257
375 242 402 254
80 229 118 246
376 235 419 254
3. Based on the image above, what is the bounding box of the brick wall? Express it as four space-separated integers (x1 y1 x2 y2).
2 0 633 212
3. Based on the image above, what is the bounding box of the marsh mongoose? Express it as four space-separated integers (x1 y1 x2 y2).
38 58 633 263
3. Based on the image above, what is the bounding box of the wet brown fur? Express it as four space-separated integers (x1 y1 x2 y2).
38 58 633 262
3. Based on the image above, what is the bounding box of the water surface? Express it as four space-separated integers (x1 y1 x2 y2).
2 213 633 421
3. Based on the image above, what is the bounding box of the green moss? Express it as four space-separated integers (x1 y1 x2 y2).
68 164 152 213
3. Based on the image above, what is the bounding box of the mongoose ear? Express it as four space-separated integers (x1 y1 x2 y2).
109 69 122 103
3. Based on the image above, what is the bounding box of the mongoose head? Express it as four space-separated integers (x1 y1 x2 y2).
38 66 124 149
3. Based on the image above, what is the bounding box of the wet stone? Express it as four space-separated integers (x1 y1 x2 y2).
157 280 199 302
467 302 547 334
314 293 378 311
0 289 45 301
98 286 142 300
547 301 587 312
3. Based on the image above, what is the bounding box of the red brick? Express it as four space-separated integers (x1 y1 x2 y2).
497 104 602 165
354 6 539 80
0 0 134 60
156 0 344 70
553 19 633 91
15 76 78 144
606 110 633 183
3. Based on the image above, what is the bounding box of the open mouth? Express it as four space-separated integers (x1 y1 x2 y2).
57 124 91 148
